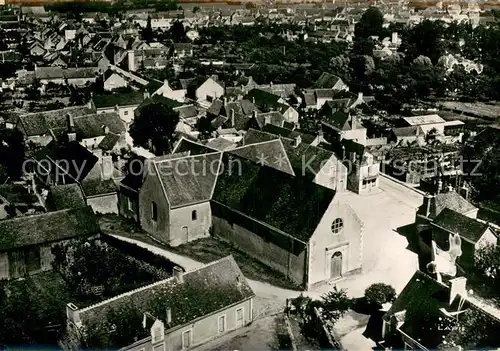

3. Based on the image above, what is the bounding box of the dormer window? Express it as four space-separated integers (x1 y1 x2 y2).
151 201 158 221
151 320 165 344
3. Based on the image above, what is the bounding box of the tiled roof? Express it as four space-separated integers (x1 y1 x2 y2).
433 208 488 244
254 112 285 129
242 128 279 145
0 184 38 205
98 132 121 151
155 152 222 208
173 137 218 155
205 137 237 151
261 124 318 145
207 99 224 116
213 153 335 241
429 191 477 218
18 106 93 136
48 183 86 210
0 206 99 251
81 178 117 197
229 140 294 176
175 105 198 119
392 126 420 137
313 72 342 89
321 108 351 131
93 90 145 108
79 256 254 329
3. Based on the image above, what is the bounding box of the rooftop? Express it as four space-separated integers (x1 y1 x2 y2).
402 114 445 126
0 206 99 251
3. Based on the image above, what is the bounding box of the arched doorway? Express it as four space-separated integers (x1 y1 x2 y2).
330 251 342 279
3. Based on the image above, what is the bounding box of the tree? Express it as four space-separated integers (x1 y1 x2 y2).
78 304 147 349
320 287 351 323
170 20 186 42
141 16 153 43
0 128 26 180
192 6 200 13
355 7 384 39
129 101 180 154
364 283 397 307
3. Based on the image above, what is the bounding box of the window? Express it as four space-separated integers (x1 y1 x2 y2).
362 179 367 189
182 329 192 349
218 315 226 333
151 201 158 221
331 218 343 234
192 210 197 221
127 197 133 211
124 110 128 116
153 344 165 351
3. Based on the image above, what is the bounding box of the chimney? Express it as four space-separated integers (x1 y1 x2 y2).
223 97 228 106
230 109 235 127
447 184 454 193
357 92 363 103
294 135 301 148
144 90 150 100
392 31 398 44
262 114 270 125
67 113 75 130
101 155 113 180
127 50 136 72
173 266 184 283
102 125 110 135
437 179 443 194
67 114 77 142
423 193 434 217
449 276 467 305
460 183 469 200
351 114 357 130
252 110 258 119
270 81 273 88
166 307 172 325
252 97 256 104
66 303 81 326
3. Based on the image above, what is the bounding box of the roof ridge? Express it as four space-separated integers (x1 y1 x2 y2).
153 150 221 164
2 208 72 222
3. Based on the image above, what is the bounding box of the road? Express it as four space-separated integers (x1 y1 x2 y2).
379 174 424 209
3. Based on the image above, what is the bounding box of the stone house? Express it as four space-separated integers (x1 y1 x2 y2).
133 142 362 289
0 206 99 280
90 90 146 126
381 270 500 350
66 256 255 351
320 107 367 146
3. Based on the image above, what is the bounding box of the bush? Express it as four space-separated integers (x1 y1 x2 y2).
364 283 396 306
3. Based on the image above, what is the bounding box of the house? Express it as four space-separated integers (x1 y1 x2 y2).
389 126 424 145
81 178 118 214
402 114 446 135
313 72 349 91
90 90 147 126
103 70 129 91
427 208 497 271
16 106 94 146
147 79 186 102
66 256 255 351
242 128 347 192
381 271 500 350
211 153 363 288
183 75 224 103
46 183 86 211
139 152 222 247
0 206 99 280
171 43 194 58
35 66 99 86
341 139 380 194
0 182 44 219
260 124 322 146
321 107 367 146
416 188 478 223
132 141 363 288
244 88 285 112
